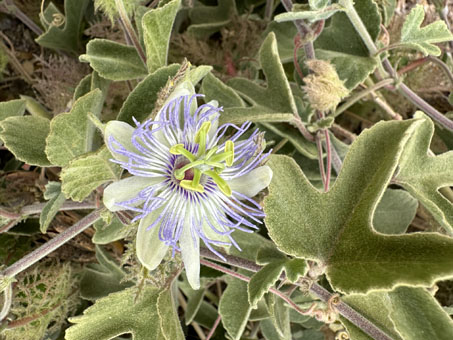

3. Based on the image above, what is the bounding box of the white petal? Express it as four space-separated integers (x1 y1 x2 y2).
180 221 200 290
103 176 162 211
227 166 273 198
104 121 135 163
136 208 169 271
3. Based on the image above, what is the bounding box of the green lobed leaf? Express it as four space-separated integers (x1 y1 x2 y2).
39 181 66 233
395 112 453 233
342 287 453 340
275 4 345 23
36 0 89 53
315 0 381 57
142 0 181 73
201 72 245 108
264 118 453 294
187 0 236 37
219 275 253 340
66 286 164 340
400 4 453 56
0 99 26 121
117 64 179 124
223 33 297 125
61 146 122 202
80 245 132 301
80 39 148 81
46 89 104 167
266 293 291 339
157 288 185 340
373 189 418 234
0 115 51 166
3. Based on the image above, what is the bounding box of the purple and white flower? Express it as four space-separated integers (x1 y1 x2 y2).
103 82 272 289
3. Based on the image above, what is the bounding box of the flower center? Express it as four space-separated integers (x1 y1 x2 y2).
169 121 235 196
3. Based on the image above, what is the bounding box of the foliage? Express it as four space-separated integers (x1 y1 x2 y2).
1 1 453 340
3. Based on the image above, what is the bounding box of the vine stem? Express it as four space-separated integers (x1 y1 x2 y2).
339 0 453 131
1 209 102 279
199 248 393 340
114 0 147 65
0 0 44 36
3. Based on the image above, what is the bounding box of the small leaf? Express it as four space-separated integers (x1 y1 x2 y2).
157 288 185 340
0 115 51 166
39 182 66 233
373 189 418 234
61 146 122 202
184 287 206 325
66 286 164 340
264 118 453 294
46 89 104 167
117 64 180 124
80 39 148 81
80 245 132 301
219 275 253 340
275 4 345 23
223 33 298 125
36 0 89 53
400 4 453 56
20 95 52 119
142 0 181 73
395 112 453 233
0 99 26 121
187 0 236 37
93 213 130 245
201 73 245 108
248 260 287 308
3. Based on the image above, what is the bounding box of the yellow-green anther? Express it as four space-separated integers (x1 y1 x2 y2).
180 179 204 193
174 160 204 180
209 151 234 164
169 144 196 162
225 141 234 166
195 121 211 156
204 170 232 196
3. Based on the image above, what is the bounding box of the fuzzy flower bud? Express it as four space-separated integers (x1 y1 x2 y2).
303 60 349 112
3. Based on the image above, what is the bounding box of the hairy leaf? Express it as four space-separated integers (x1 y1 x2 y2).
187 0 236 37
400 5 453 56
80 39 148 81
223 33 297 125
395 112 453 233
0 99 26 121
157 288 185 340
66 286 164 340
0 115 51 166
275 4 345 23
61 146 122 202
219 276 253 340
80 245 132 301
264 118 453 294
343 287 453 340
93 213 130 245
36 0 89 53
142 0 181 73
46 89 103 167
201 72 245 108
39 182 66 233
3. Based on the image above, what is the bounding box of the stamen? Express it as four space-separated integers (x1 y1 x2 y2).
225 141 235 166
169 144 196 162
174 160 204 180
195 121 211 156
204 170 232 196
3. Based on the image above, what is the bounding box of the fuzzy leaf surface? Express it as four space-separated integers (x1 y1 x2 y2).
275 4 345 23
46 90 103 166
342 287 453 340
223 33 296 125
187 0 236 37
142 0 181 73
61 146 122 202
264 119 453 294
400 5 453 56
117 64 179 124
36 0 89 53
0 99 26 121
201 72 245 108
157 288 185 340
79 39 148 81
66 286 164 340
39 181 66 233
0 115 51 166
93 213 130 245
395 112 453 233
